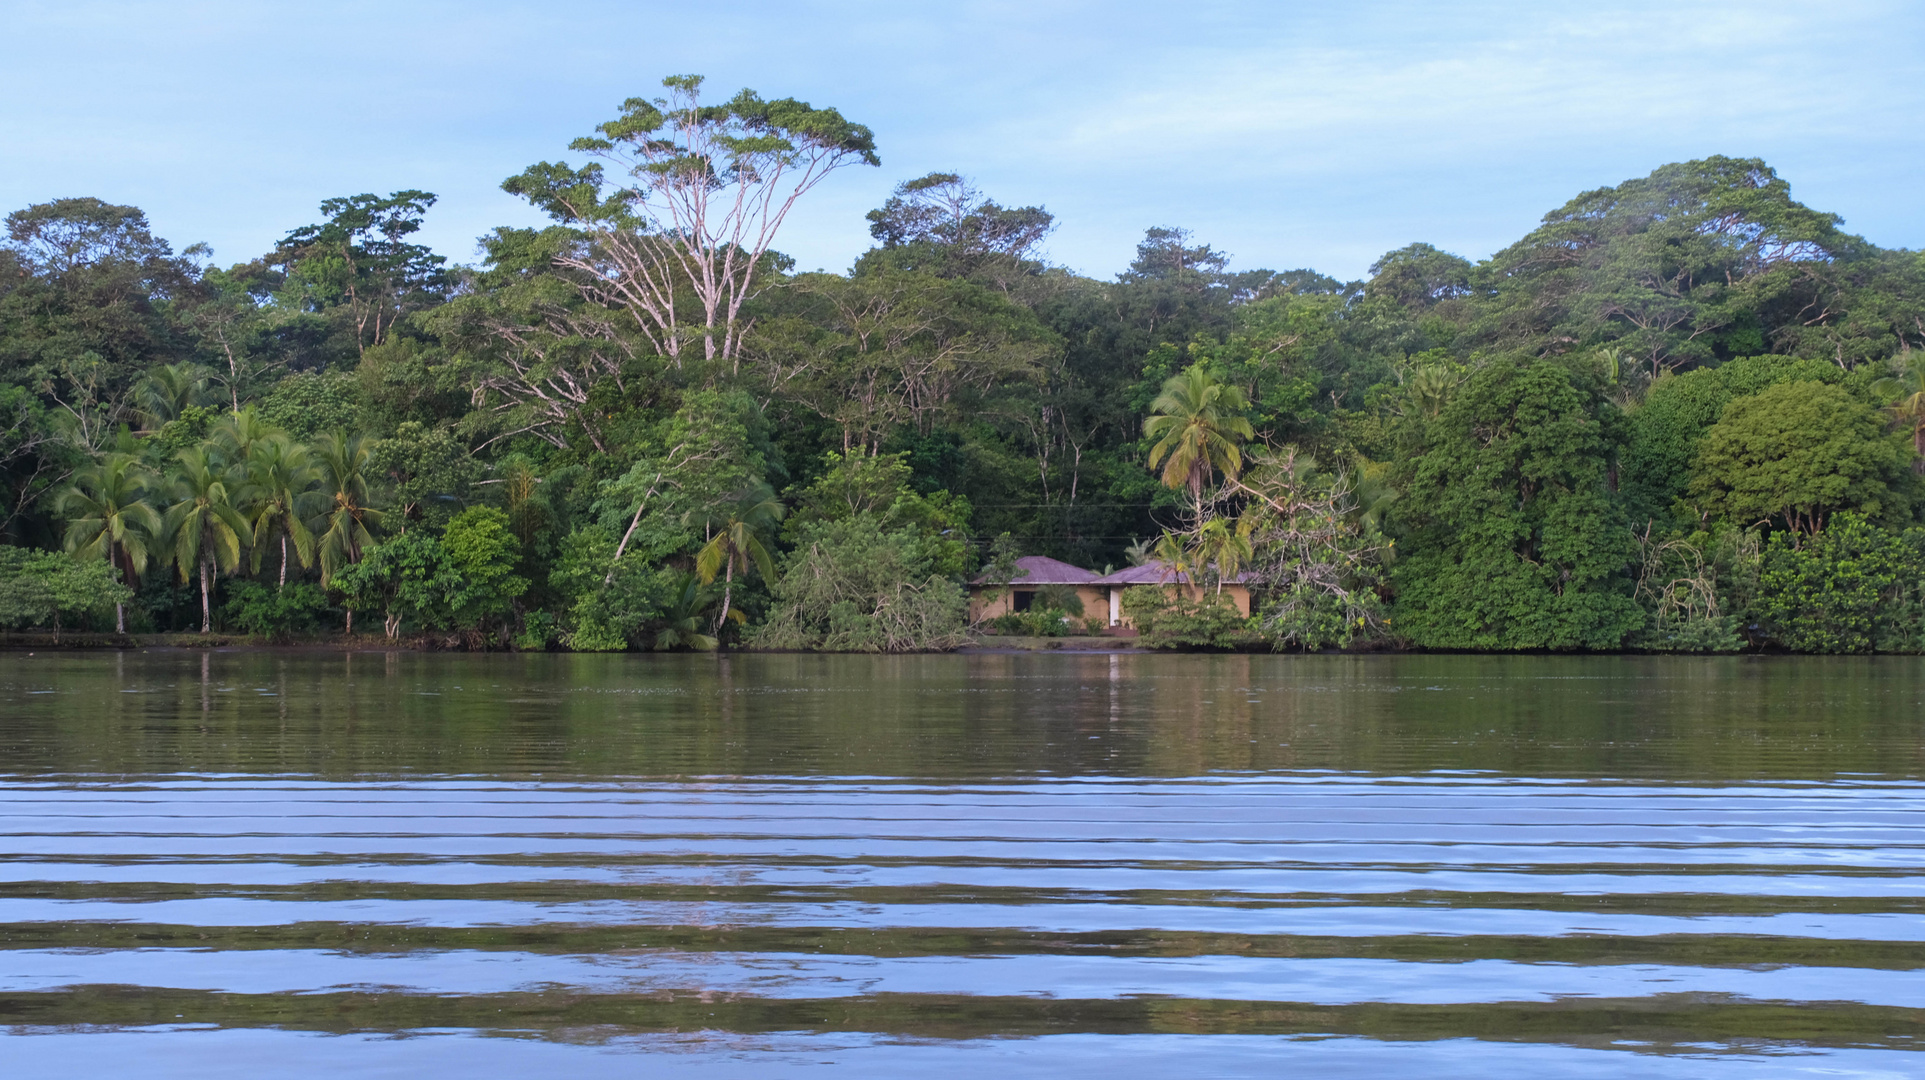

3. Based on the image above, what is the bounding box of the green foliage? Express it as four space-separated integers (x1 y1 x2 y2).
752 514 970 652
366 421 481 529
1119 587 1259 650
1620 355 1843 524
259 371 362 442
1755 514 1924 653
0 547 131 633
1689 381 1912 534
220 581 331 640
1390 358 1644 650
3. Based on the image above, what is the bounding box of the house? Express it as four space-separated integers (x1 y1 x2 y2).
968 556 1106 624
969 555 1254 630
1091 560 1253 628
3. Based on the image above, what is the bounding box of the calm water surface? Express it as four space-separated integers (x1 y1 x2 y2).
0 651 1921 1078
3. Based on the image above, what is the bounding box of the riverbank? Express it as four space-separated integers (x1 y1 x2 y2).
0 631 1151 653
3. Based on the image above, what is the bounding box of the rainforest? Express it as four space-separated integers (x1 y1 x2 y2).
4 76 1924 654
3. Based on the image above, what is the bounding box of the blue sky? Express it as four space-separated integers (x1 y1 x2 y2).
6 0 1921 280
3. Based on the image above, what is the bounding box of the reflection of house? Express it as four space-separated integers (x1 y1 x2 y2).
969 555 1253 630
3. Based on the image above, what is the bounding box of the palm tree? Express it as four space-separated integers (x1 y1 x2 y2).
161 446 251 633
310 432 383 587
211 405 279 462
245 435 322 586
1144 364 1254 518
1193 517 1252 595
653 573 720 651
695 483 786 633
1874 354 1925 472
133 363 216 431
56 454 161 633
1151 533 1194 583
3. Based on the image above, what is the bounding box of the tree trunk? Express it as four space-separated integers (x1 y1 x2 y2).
199 556 212 634
346 608 353 635
115 602 125 635
280 534 289 588
716 558 735 633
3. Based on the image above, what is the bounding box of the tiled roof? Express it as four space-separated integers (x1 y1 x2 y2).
1092 559 1252 586
971 555 1101 586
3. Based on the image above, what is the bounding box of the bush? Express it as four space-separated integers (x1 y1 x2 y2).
987 609 1074 636
1755 514 1924 653
221 581 332 639
751 514 969 652
1120 587 1260 650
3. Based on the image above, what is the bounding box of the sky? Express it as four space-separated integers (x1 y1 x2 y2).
6 0 1922 281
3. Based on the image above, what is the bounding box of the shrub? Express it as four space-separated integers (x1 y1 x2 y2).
1755 514 1925 653
221 581 331 640
752 514 969 652
1120 587 1260 650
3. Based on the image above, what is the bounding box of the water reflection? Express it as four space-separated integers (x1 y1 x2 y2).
0 652 1920 1076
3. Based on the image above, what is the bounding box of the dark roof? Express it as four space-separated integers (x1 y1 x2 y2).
1093 559 1252 586
971 555 1100 586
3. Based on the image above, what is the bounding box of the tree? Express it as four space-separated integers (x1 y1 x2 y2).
752 514 970 652
863 172 1053 284
503 74 878 370
1478 157 1854 375
1873 353 1925 470
274 191 449 358
695 482 784 633
440 506 528 635
1389 358 1643 650
242 434 321 587
310 432 383 590
1144 364 1254 521
0 546 132 640
1755 514 1923 652
55 454 160 632
160 446 250 633
760 268 1054 452
1688 381 1912 535
1226 447 1389 650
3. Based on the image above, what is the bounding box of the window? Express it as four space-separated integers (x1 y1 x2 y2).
1012 590 1035 612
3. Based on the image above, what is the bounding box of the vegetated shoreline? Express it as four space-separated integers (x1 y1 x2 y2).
0 631 1887 656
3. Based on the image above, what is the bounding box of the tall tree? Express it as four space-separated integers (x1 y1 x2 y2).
1144 364 1254 521
56 454 160 633
1389 357 1643 650
695 483 785 632
160 446 250 633
275 191 448 359
243 434 321 587
310 432 382 588
503 74 878 370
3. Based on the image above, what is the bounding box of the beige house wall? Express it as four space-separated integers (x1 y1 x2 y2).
968 584 1110 625
972 583 1251 628
1108 583 1252 628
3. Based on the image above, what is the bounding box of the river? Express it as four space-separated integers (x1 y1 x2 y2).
0 651 1920 1077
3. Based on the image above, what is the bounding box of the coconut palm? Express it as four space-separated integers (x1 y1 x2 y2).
1193 517 1252 595
132 363 217 430
1873 354 1925 472
161 446 251 633
653 573 720 651
695 483 786 633
210 405 279 462
245 435 323 586
56 454 161 633
310 431 383 587
1144 365 1254 516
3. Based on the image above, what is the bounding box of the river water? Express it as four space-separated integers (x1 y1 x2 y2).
0 651 1920 1077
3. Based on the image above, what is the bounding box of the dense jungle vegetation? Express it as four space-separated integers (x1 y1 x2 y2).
5 76 1925 653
